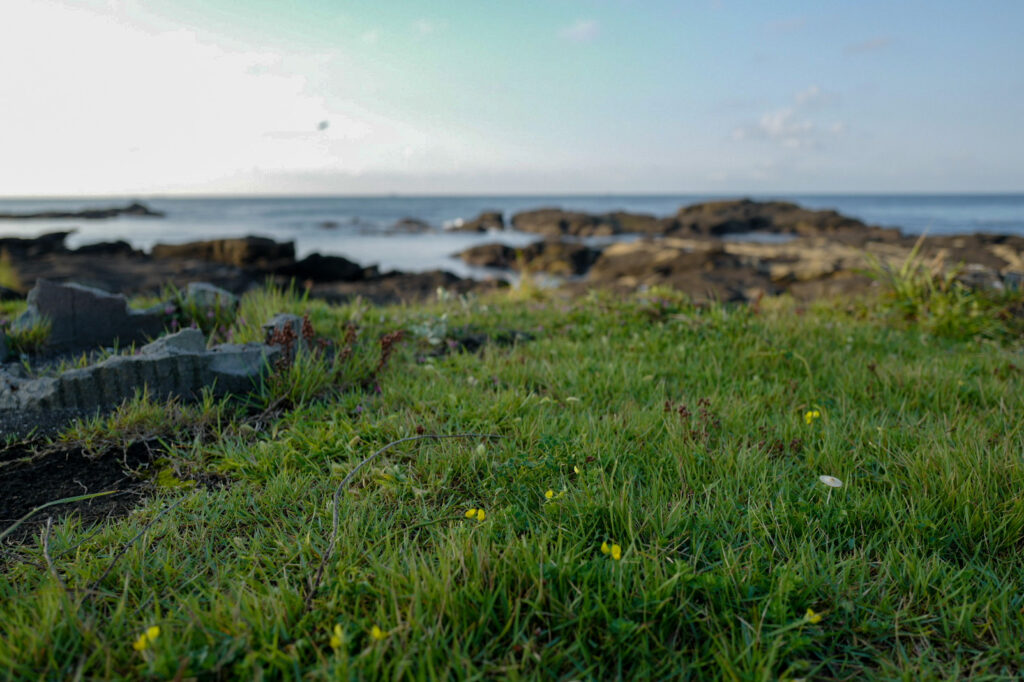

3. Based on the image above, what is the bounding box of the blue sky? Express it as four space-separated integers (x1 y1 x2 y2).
1 0 1022 195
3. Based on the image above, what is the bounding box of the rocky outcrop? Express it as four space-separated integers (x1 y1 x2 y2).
0 328 278 413
455 240 601 276
511 209 620 237
274 253 369 283
581 240 777 303
151 237 295 269
393 218 432 233
0 202 163 220
13 279 165 353
448 211 505 232
74 240 139 256
664 199 900 241
0 232 74 257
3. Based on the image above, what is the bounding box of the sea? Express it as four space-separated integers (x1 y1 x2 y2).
0 194 1022 279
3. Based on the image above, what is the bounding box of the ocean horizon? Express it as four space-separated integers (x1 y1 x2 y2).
2 193 1022 277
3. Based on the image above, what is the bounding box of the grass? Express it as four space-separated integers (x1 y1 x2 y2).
0 281 1022 680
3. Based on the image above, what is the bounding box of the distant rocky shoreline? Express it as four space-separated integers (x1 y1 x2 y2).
1 199 1021 305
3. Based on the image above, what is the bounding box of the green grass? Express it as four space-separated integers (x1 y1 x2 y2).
1 283 1022 680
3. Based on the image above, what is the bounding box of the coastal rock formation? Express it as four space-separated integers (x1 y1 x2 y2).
581 240 777 303
0 231 74 257
393 218 432 232
74 240 139 256
511 208 620 237
448 211 505 232
151 237 295 269
0 328 278 413
456 240 601 276
274 253 369 283
510 208 667 237
663 199 900 241
0 202 163 220
14 279 165 353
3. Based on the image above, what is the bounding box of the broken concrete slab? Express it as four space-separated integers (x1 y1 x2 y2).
0 329 280 419
14 279 165 353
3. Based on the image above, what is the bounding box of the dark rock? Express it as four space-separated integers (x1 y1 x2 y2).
455 240 602 276
456 243 516 269
668 198 897 241
151 237 295 269
0 330 7 363
583 240 777 303
449 211 505 232
511 208 619 237
0 231 73 257
393 218 432 233
13 279 165 353
275 253 365 283
318 221 340 230
0 202 163 220
74 240 138 256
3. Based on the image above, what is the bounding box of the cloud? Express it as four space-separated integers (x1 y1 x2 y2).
559 19 599 43
0 1 491 195
731 86 845 149
361 29 379 45
844 37 891 54
794 85 839 108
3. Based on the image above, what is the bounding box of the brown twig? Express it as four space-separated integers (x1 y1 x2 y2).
303 433 503 611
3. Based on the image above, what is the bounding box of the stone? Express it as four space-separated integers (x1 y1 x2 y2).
74 240 138 256
262 313 308 358
185 282 239 312
448 211 505 232
151 237 295 268
0 231 73 257
0 330 7 363
0 329 279 414
455 240 601 276
511 208 619 237
0 202 163 220
14 279 165 353
392 218 432 232
274 253 366 283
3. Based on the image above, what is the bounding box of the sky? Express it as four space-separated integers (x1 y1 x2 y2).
1 0 1022 196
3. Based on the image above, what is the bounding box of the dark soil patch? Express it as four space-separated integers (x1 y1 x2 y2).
0 439 160 544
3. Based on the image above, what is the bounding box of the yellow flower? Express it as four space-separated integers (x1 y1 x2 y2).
329 624 344 650
465 508 477 518
475 509 485 521
804 608 822 624
610 544 622 561
600 541 610 555
573 465 581 475
804 409 821 425
132 625 160 652
545 489 554 499
370 625 387 641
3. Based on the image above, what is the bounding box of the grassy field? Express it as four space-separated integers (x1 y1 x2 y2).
1 274 1023 680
